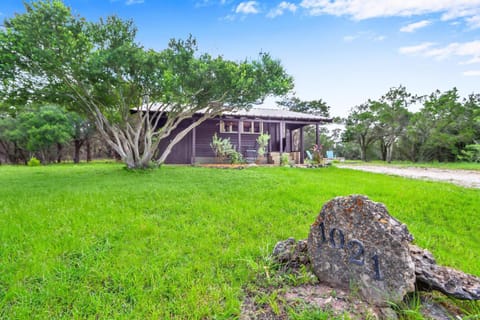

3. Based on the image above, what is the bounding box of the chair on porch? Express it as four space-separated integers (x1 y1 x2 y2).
305 150 313 161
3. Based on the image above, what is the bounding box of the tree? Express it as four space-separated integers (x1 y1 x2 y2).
68 113 95 163
420 88 472 162
397 110 430 162
278 95 333 153
1 105 73 163
278 96 330 117
371 86 414 163
343 103 378 161
0 0 293 169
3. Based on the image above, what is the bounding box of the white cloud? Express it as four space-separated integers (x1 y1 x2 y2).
343 35 357 42
463 70 480 76
126 0 144 5
400 40 480 64
466 15 480 29
398 42 435 55
300 0 480 23
221 14 236 21
267 1 297 18
460 56 480 65
400 20 432 32
196 0 228 7
441 7 480 20
235 1 259 14
343 32 385 42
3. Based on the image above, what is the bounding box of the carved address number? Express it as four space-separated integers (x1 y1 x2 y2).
319 222 383 280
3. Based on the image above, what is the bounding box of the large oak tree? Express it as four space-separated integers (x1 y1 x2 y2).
0 0 293 168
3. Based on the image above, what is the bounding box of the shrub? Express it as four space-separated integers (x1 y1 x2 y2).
280 153 290 166
229 151 245 164
210 133 234 162
458 144 480 163
27 157 41 166
210 133 245 164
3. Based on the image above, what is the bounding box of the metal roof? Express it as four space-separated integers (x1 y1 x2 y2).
220 107 332 122
141 103 332 123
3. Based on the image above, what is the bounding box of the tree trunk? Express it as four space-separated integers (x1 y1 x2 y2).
73 140 83 164
360 145 367 162
86 139 92 162
57 143 63 163
380 139 387 161
386 143 394 163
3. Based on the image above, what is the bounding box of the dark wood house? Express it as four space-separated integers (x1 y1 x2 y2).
158 108 332 164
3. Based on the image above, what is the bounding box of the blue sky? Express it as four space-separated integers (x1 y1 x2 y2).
2 1 480 117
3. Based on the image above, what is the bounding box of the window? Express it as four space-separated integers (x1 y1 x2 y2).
220 120 238 133
220 120 263 134
242 121 263 134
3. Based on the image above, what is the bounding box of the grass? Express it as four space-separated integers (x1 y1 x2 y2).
0 163 479 318
344 160 480 171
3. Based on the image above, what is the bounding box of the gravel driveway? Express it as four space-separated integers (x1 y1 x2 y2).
337 164 480 189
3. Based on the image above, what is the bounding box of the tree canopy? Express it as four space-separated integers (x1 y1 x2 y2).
278 96 330 117
0 0 293 168
342 86 480 163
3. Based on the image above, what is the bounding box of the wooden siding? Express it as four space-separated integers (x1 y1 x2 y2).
157 120 192 164
157 118 289 164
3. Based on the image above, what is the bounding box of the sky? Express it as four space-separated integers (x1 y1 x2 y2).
1 0 480 117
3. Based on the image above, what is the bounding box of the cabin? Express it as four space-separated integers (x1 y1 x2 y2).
157 108 332 164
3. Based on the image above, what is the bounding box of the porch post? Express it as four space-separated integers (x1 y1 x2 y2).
279 121 284 153
238 120 242 156
315 123 319 146
191 124 196 165
300 126 304 164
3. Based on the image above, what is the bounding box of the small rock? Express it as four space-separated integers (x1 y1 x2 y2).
272 238 310 269
410 244 480 300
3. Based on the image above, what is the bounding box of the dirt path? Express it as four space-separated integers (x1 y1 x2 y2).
336 164 480 189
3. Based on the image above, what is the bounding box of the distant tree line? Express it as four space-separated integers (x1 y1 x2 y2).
0 104 116 164
342 86 480 163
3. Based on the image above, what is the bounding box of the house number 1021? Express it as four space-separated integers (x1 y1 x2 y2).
318 222 383 280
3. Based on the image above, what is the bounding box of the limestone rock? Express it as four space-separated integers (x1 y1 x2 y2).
272 237 310 269
308 195 416 306
410 244 480 300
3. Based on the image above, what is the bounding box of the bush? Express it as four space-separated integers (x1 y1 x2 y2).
280 153 290 166
210 133 234 162
229 151 245 164
458 144 480 163
27 157 41 166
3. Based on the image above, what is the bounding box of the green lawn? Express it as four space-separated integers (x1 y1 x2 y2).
344 160 480 171
0 164 479 318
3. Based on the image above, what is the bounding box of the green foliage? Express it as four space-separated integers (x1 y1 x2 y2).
280 153 290 166
344 87 480 164
278 96 331 117
371 85 414 163
210 133 234 161
209 133 244 164
27 157 41 166
256 133 270 158
343 103 378 161
228 150 245 164
0 164 479 317
458 144 480 163
1 105 73 163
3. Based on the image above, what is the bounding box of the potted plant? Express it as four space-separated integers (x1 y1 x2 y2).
256 133 270 164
